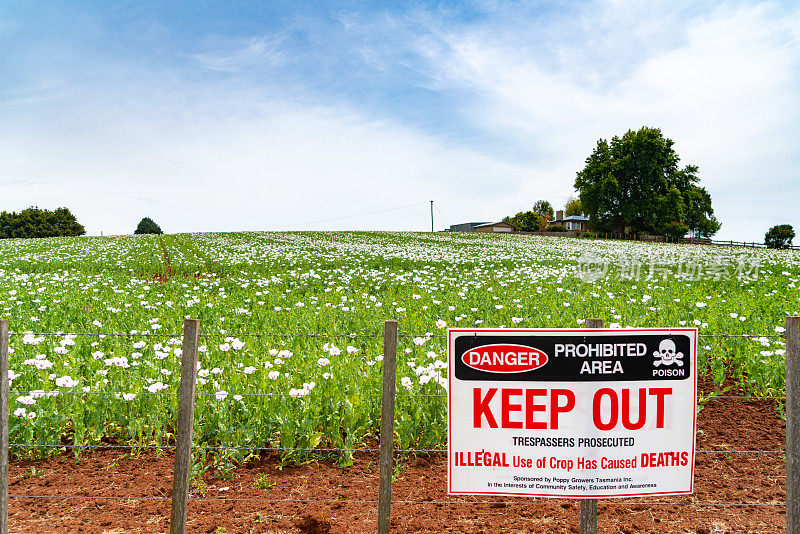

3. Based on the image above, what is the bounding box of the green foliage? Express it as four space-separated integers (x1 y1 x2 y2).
564 197 583 217
682 186 721 238
653 187 685 236
548 225 568 232
253 472 275 489
531 200 554 221
663 221 690 240
0 207 85 239
765 224 795 249
25 467 45 478
574 127 720 238
504 211 541 232
1 231 796 465
134 217 163 235
190 450 211 493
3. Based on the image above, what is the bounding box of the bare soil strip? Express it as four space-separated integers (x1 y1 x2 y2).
7 391 787 533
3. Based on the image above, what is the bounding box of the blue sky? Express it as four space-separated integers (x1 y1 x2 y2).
1 1 798 240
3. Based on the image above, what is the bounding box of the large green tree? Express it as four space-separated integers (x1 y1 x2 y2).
574 127 720 238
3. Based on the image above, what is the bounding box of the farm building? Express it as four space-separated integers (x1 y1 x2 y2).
449 222 490 232
550 210 588 231
449 221 517 233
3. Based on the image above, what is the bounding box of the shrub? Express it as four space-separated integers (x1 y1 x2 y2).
662 221 690 241
548 225 568 232
504 211 541 232
581 231 597 239
134 217 163 235
765 224 795 249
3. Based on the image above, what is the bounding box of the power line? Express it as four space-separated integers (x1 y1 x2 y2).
434 204 450 229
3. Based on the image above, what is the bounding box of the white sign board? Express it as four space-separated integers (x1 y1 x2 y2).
447 328 697 498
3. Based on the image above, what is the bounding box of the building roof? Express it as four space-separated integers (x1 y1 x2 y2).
450 222 490 227
474 221 516 228
552 215 588 222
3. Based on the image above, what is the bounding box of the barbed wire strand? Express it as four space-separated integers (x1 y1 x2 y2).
9 331 786 339
7 389 787 401
8 390 450 399
11 443 173 450
9 332 382 338
400 333 787 339
9 390 384 398
701 395 786 400
5 494 786 507
700 334 786 338
11 332 181 338
8 443 788 455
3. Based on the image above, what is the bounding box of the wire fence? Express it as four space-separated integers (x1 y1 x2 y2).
588 233 800 251
5 443 790 456
0 320 795 534
9 331 789 339
10 331 385 338
4 493 787 507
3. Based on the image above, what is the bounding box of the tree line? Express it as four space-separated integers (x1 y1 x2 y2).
0 207 85 239
0 208 169 239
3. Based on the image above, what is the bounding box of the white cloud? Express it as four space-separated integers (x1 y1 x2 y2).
2 1 798 241
190 35 285 72
0 82 534 234
409 2 800 239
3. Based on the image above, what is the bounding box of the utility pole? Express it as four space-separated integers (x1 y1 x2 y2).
430 200 434 232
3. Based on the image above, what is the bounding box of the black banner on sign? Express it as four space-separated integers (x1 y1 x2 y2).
453 333 692 382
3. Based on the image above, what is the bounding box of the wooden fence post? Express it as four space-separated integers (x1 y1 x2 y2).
787 316 800 534
377 320 398 534
169 319 200 534
580 318 603 534
0 320 8 534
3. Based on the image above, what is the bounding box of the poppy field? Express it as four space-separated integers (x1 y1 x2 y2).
0 232 798 466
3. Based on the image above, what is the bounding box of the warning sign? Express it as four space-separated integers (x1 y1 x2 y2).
447 328 697 498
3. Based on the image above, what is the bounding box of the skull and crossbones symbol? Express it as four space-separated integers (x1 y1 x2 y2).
653 339 684 367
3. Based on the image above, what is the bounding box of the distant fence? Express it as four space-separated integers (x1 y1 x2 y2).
585 233 800 250
0 318 798 534
703 238 800 250
450 227 799 249
519 230 583 237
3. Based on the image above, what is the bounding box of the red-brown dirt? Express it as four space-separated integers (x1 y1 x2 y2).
8 393 787 533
